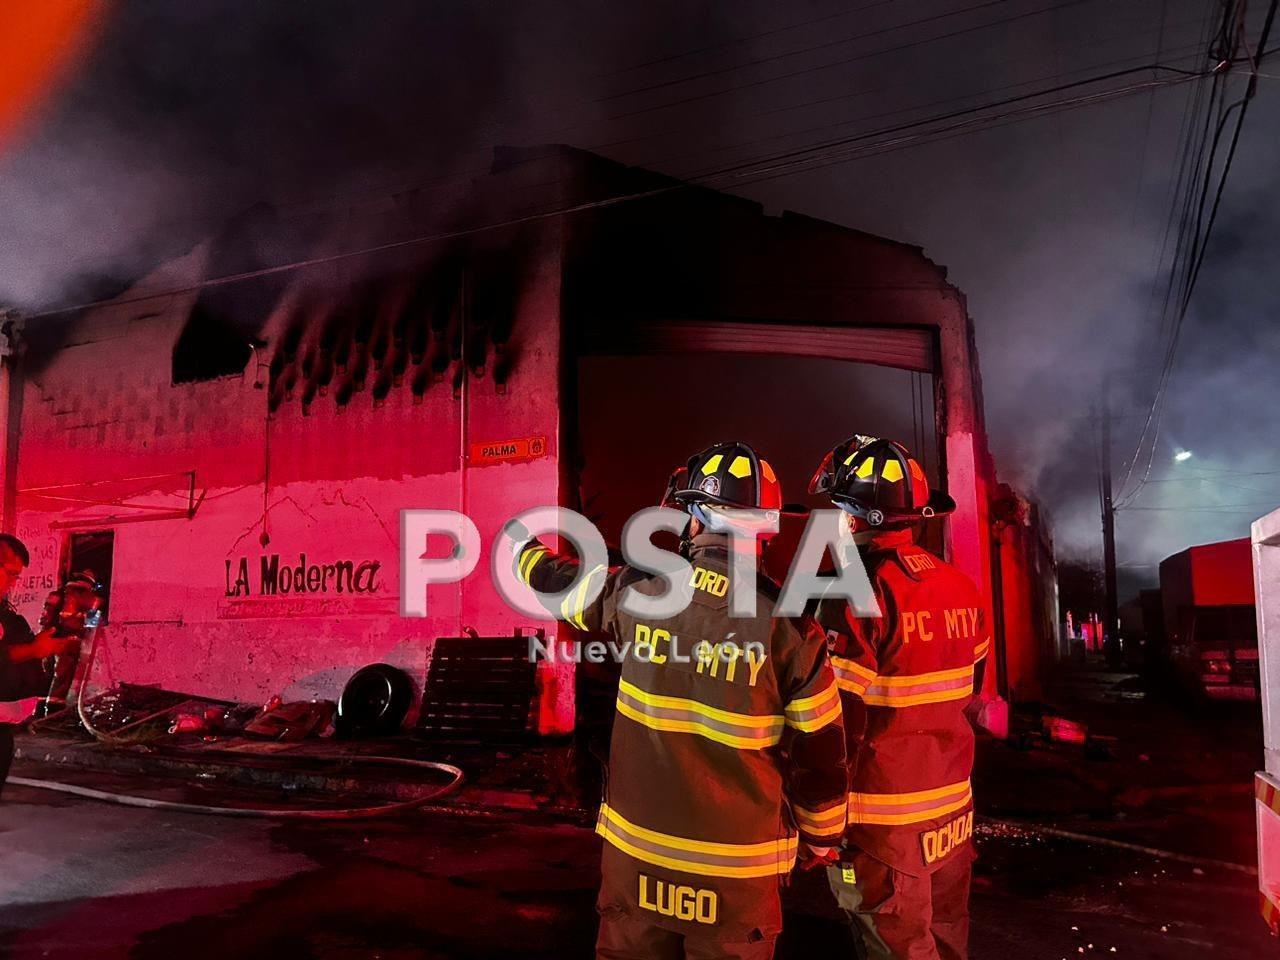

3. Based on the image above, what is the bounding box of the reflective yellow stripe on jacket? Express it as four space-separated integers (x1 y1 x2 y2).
792 795 849 843
973 638 991 661
830 656 876 696
597 803 799 879
848 779 973 826
517 546 549 584
559 563 606 630
860 664 974 708
783 680 842 732
615 679 785 750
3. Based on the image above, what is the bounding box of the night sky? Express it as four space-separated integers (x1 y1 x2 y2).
2 0 1277 597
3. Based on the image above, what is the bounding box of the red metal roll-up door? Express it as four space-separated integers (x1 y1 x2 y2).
579 320 937 374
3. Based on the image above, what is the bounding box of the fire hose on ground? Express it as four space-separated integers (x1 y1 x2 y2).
11 625 465 819
976 816 1259 876
14 629 1260 852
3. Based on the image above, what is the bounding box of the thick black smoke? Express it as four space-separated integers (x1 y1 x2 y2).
3 0 1276 595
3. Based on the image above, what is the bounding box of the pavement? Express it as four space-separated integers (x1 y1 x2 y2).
1 783 1270 959
11 730 590 816
0 784 601 959
0 663 1275 958
975 665 1265 867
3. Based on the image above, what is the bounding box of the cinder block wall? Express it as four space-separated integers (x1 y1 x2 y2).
11 230 569 726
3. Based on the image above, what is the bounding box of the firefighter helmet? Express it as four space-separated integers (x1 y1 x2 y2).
669 441 783 512
64 569 99 593
810 436 955 526
660 466 690 510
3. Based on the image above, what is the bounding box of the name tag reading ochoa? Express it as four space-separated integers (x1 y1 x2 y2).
920 810 974 865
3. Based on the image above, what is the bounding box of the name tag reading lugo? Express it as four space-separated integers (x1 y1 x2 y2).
638 874 719 925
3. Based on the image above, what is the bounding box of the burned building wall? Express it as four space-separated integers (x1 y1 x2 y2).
556 158 1004 699
991 487 1059 703
9 224 569 722
5 145 1057 734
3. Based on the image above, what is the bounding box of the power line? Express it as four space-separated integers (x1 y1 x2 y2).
374 0 1142 190
602 12 1211 175
1127 0 1173 229
726 9 1208 126
1179 36 1268 302
1115 2 1222 493
1123 504 1278 511
702 69 1209 189
594 0 901 78
21 55 1218 322
601 0 1101 123
1145 468 1280 479
597 0 1010 102
1119 475 1280 505
1117 0 1238 503
656 42 1207 180
698 56 1211 182
1116 0 1277 509
15 2 1211 280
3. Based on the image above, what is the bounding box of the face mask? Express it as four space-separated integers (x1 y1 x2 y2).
691 503 778 538
838 509 876 546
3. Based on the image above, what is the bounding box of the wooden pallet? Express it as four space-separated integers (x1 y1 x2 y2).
416 633 538 742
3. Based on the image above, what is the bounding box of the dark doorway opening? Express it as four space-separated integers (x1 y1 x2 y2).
66 531 114 623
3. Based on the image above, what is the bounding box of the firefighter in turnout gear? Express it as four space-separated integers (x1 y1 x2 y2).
516 442 849 960
34 569 101 718
1 534 80 799
809 437 989 960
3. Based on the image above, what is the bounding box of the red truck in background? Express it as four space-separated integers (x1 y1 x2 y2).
1159 537 1260 702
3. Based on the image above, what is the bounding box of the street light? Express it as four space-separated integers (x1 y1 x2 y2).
1174 449 1193 462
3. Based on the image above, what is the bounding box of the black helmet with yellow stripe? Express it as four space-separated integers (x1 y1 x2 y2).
669 441 783 512
810 436 955 527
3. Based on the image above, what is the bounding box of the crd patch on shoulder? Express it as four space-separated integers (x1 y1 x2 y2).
891 546 941 582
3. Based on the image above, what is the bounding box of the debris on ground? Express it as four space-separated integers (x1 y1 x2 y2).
1044 715 1089 745
30 683 247 744
244 698 337 741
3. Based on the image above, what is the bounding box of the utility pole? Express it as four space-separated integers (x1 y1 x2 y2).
1099 375 1120 666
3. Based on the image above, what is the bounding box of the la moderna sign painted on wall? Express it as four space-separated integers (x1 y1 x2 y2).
225 553 382 598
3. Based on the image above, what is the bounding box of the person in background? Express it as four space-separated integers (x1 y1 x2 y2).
0 533 80 799
34 568 101 717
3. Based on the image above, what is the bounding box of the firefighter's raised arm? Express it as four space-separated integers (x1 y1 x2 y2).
775 615 850 850
514 539 618 636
